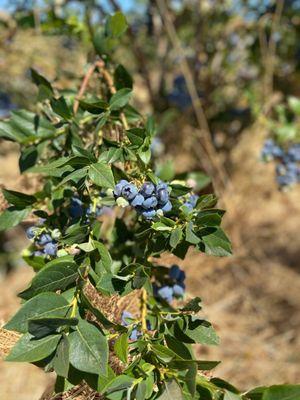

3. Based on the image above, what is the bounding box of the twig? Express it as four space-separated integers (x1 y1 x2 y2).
155 0 230 194
73 63 98 114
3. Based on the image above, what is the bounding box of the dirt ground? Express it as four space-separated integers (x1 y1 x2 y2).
0 123 299 398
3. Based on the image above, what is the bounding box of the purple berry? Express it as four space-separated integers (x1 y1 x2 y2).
161 201 172 213
173 284 185 297
70 197 84 218
121 311 133 326
44 242 57 256
121 183 138 200
38 233 52 246
140 182 155 198
114 180 129 197
131 194 145 207
157 188 169 205
169 265 181 280
158 286 173 302
33 250 44 257
142 209 156 219
129 328 139 341
26 226 38 240
142 196 158 209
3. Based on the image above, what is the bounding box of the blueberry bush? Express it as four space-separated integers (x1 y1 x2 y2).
261 97 300 189
0 11 299 400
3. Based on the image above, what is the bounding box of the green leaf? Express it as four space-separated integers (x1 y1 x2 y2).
185 222 200 244
0 207 30 231
2 189 36 208
288 96 300 115
105 12 128 38
181 297 202 313
69 320 108 375
30 68 53 96
53 335 70 378
126 128 145 146
224 391 241 400
202 228 232 257
185 317 219 346
170 227 183 248
157 380 183 399
79 100 108 114
152 222 173 231
57 167 89 187
152 344 176 363
28 317 78 339
6 333 61 362
19 256 80 300
103 375 135 395
4 293 70 333
93 241 113 273
114 65 133 90
19 146 39 173
114 333 128 363
109 88 132 111
89 163 115 189
50 96 72 120
263 385 300 400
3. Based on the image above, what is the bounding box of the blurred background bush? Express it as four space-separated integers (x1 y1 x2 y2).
0 1 300 399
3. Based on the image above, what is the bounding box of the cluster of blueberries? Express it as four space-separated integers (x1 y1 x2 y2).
121 311 151 341
113 180 172 219
261 139 300 188
183 194 199 211
69 196 112 221
26 226 59 257
154 264 186 303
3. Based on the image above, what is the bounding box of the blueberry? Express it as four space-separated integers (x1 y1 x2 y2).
38 233 52 246
131 194 145 207
173 284 185 297
129 328 139 341
33 250 44 257
157 188 169 205
169 264 181 280
158 286 173 302
121 311 133 326
122 183 138 200
26 226 38 240
142 209 156 219
44 242 57 256
287 144 300 162
177 270 186 283
142 196 158 209
156 181 168 191
113 180 129 197
70 197 84 218
140 182 155 198
161 201 172 213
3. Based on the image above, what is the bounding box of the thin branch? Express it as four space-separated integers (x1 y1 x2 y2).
73 63 98 114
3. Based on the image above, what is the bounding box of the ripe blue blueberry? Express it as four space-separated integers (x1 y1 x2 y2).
26 226 38 240
129 328 140 341
140 182 155 198
33 250 44 257
169 264 181 281
173 284 185 297
131 194 145 207
158 286 173 302
38 233 52 246
44 242 58 256
121 183 138 200
142 196 158 209
121 311 133 326
161 201 172 213
70 197 84 218
142 209 156 219
114 180 129 197
157 188 169 205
